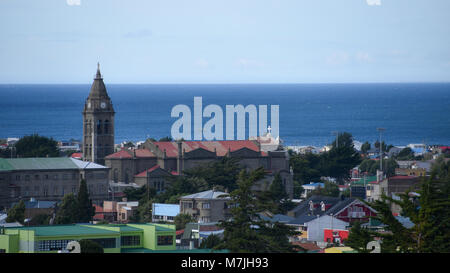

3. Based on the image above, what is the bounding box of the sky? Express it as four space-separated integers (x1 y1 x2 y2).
0 0 449 84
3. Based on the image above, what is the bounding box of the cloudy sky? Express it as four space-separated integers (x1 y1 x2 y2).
0 0 449 83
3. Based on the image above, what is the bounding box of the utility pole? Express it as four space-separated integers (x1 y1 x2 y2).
332 131 339 148
377 128 386 173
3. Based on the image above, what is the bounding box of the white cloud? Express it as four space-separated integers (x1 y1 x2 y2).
366 0 381 6
66 0 81 6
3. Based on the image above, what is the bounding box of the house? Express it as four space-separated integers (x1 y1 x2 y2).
0 223 176 253
323 228 349 245
152 203 180 222
179 189 231 223
102 200 139 223
10 198 57 220
287 195 377 243
178 222 224 249
304 215 348 243
301 182 324 199
378 176 421 214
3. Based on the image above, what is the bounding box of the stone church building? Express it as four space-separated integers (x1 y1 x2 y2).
82 64 294 198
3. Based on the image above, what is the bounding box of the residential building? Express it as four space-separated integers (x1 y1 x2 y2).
10 198 57 220
102 200 139 223
179 189 231 223
152 203 180 222
301 182 324 199
0 157 110 208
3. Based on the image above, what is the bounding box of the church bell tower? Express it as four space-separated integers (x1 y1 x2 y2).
82 63 115 165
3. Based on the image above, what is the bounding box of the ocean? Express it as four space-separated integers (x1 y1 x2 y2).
0 83 449 147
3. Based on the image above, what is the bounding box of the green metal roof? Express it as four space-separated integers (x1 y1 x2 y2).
95 224 143 232
121 248 229 253
351 176 377 186
0 158 77 171
0 158 14 171
9 225 120 237
155 225 175 232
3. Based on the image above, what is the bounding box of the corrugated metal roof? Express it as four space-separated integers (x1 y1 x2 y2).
181 190 230 200
9 224 120 236
0 157 107 171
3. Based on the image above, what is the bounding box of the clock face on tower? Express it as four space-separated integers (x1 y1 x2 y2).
100 102 106 109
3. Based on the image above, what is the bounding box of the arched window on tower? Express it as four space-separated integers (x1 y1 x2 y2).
97 120 103 134
104 120 110 134
113 169 118 183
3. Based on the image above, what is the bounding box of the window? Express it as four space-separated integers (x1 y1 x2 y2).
25 175 30 181
0 249 5 253
97 120 103 134
63 174 68 180
202 202 210 209
157 236 173 246
121 236 140 247
91 238 116 249
38 240 71 252
34 174 40 180
15 175 20 181
44 174 49 180
200 216 211 223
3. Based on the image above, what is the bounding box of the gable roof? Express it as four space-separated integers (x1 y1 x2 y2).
180 190 230 200
0 157 107 172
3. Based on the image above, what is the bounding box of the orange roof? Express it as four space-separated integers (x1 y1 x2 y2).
152 140 265 157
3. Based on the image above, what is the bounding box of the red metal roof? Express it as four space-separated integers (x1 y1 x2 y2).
152 140 264 157
176 229 184 236
135 165 161 177
105 149 132 159
70 152 82 158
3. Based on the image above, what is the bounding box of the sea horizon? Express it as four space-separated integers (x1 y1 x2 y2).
1 82 449 147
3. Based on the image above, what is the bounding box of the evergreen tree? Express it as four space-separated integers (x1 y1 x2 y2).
76 179 95 223
215 168 299 253
322 132 362 183
200 234 222 249
361 141 371 154
345 221 373 253
14 134 59 158
174 213 195 230
54 194 78 224
6 200 26 224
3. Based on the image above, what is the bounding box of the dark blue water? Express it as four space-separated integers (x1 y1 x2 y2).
0 83 449 146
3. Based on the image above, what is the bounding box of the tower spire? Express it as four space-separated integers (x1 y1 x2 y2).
96 62 102 79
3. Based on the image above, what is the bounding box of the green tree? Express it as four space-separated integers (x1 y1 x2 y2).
369 161 450 253
396 147 415 160
309 181 340 198
289 152 322 185
79 239 104 253
215 168 299 253
385 157 399 177
14 134 59 158
361 141 371 154
200 234 222 249
131 199 153 223
76 179 95 223
345 221 373 253
6 200 26 224
29 213 51 226
322 132 362 183
174 213 194 230
54 194 78 224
